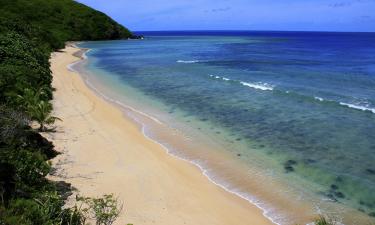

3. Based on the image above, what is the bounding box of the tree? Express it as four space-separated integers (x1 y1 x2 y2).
28 100 61 131
16 87 48 110
15 87 60 131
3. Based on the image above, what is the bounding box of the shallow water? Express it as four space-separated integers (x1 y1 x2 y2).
78 31 375 224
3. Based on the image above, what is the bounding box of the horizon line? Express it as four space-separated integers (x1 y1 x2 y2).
133 29 375 34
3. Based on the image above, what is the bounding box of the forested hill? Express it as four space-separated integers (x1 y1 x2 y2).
0 1 131 224
0 0 132 49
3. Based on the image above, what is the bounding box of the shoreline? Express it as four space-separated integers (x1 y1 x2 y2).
72 45 324 225
73 46 287 225
47 45 275 225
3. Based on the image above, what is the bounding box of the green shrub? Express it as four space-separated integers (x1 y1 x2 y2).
314 216 333 225
60 206 87 225
77 194 123 225
1 199 53 225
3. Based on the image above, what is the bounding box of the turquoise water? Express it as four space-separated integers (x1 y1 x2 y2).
78 31 375 224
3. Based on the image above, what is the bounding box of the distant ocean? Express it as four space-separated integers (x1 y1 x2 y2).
77 31 375 224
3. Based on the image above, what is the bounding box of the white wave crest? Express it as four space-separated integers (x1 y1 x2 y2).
177 60 200 64
209 75 274 91
240 81 274 91
209 74 231 81
339 102 375 114
314 97 324 102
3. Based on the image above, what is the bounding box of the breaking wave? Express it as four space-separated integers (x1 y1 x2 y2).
177 60 201 64
209 74 274 91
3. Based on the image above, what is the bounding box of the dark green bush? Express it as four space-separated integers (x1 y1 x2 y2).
1 199 54 225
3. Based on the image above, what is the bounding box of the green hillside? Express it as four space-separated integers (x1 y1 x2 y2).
0 0 132 49
0 1 131 224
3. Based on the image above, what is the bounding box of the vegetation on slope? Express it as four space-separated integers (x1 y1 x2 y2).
0 0 131 224
0 0 132 49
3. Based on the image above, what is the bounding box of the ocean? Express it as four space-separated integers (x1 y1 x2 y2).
77 31 375 224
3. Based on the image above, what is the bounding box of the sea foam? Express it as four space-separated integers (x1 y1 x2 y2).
177 60 200 64
314 97 324 102
339 102 375 114
209 74 274 91
240 81 274 91
209 74 231 81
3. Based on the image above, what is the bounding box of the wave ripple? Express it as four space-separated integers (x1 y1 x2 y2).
209 74 274 91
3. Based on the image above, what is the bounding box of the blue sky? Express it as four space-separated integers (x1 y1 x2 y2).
77 0 375 32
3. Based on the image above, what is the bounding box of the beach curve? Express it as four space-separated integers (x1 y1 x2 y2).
46 45 275 225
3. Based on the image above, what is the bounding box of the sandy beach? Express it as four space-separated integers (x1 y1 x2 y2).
46 45 274 225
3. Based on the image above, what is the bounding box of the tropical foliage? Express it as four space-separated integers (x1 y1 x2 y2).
76 194 123 225
0 0 131 224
